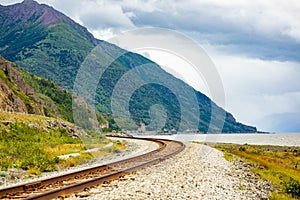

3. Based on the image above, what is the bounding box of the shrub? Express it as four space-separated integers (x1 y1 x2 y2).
27 167 42 177
239 146 247 152
283 177 300 197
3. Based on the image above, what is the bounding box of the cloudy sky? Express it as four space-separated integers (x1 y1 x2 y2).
2 0 300 132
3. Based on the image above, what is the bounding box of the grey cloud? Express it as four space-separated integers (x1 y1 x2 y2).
119 0 300 62
130 11 300 62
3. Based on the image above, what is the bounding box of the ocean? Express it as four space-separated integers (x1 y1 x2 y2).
136 133 300 146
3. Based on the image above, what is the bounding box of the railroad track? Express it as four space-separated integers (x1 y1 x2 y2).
0 136 185 199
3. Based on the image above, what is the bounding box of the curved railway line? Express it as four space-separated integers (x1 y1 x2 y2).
0 136 185 199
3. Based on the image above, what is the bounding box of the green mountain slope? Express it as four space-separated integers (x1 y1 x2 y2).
0 0 97 89
0 56 107 130
0 0 257 133
0 55 69 119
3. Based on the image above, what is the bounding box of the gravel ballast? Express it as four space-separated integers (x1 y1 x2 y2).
68 143 272 200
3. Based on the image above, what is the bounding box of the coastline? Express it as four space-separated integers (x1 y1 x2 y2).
136 133 300 146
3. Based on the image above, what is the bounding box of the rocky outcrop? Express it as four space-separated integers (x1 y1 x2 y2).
0 113 91 139
0 56 44 114
0 78 27 113
0 56 108 129
41 119 90 139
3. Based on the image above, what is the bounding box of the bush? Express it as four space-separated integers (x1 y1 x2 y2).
239 146 247 152
27 167 42 177
283 177 300 197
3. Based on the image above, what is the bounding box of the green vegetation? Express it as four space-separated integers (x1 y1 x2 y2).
214 143 300 199
0 122 80 172
284 177 300 198
21 71 73 122
0 114 125 176
0 20 95 90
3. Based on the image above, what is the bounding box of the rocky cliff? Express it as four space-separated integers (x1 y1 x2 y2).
0 56 44 114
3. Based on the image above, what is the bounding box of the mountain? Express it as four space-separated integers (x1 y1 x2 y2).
0 55 107 130
0 0 98 89
0 0 257 133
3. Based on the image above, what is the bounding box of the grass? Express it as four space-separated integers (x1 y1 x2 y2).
44 144 85 157
0 114 127 178
0 122 81 172
212 143 300 199
0 112 66 126
113 140 127 150
56 153 94 169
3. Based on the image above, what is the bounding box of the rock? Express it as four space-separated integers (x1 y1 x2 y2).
0 57 44 115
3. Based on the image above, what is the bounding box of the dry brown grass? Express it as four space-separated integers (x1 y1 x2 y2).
212 143 300 200
44 144 85 157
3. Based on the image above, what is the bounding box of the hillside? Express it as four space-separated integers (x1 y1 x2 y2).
0 0 256 133
0 56 107 130
0 0 98 89
0 55 47 115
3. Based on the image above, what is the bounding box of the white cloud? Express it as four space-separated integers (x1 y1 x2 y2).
178 0 300 42
0 0 22 5
91 28 116 40
204 46 300 131
36 0 136 39
120 0 163 13
79 2 135 29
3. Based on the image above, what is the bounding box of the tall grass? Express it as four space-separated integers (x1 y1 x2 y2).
214 143 300 199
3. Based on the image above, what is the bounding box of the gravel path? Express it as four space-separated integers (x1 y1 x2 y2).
67 143 272 200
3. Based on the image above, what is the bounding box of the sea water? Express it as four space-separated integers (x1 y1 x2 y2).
136 133 300 146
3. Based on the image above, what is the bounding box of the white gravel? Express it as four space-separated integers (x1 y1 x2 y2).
68 143 271 200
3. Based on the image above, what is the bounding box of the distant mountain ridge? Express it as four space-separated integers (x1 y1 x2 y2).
0 0 257 133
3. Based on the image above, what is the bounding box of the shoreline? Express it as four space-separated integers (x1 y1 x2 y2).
136 133 300 146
